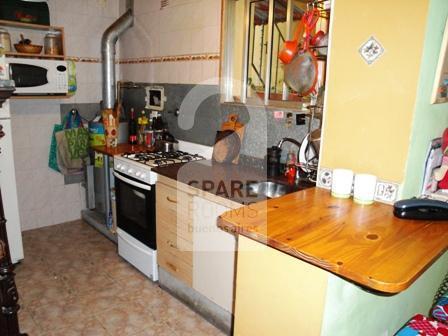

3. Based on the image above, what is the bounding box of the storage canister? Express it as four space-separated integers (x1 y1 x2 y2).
0 28 12 52
44 31 61 55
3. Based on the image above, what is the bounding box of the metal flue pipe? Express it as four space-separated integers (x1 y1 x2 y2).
101 7 133 109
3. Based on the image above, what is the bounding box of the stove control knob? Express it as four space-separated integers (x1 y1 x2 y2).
121 165 126 171
141 173 147 179
136 172 141 177
128 168 134 174
116 164 122 170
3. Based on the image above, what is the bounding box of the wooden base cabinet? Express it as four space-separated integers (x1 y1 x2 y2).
156 177 238 314
156 182 194 286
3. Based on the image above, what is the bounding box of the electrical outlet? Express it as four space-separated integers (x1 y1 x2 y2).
296 114 306 125
274 111 284 119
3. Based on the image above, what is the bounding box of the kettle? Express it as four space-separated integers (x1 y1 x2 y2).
155 131 179 152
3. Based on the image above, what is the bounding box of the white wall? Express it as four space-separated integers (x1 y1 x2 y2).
10 0 119 231
11 0 221 231
119 0 221 84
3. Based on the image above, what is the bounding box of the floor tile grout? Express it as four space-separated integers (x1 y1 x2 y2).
16 220 224 336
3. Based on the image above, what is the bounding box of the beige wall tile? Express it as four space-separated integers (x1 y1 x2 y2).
202 60 219 84
119 0 221 84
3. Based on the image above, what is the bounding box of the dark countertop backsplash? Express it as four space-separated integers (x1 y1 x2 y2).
121 83 313 160
121 84 221 146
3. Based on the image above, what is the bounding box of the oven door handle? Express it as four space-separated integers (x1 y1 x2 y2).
113 171 152 191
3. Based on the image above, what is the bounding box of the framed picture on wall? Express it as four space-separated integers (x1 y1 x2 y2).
431 18 448 104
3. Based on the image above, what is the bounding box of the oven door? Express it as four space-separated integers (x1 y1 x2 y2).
114 171 156 250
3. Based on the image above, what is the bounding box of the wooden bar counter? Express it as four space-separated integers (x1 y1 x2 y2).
91 143 148 157
218 187 448 294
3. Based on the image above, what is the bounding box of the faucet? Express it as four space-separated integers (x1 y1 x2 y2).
276 137 301 148
276 138 303 182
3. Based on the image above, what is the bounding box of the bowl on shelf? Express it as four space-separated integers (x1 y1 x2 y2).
14 43 43 54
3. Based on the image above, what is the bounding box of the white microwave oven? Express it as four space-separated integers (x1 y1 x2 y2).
6 58 69 95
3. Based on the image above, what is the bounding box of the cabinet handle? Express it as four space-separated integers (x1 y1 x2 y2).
166 196 177 204
167 240 177 249
166 262 178 272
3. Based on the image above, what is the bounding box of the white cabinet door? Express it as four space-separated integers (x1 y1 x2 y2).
0 117 24 263
193 196 236 313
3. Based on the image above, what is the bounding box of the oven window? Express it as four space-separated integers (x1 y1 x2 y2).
115 175 156 249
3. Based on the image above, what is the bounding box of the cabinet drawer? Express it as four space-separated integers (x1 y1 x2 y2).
158 249 192 286
157 183 179 212
158 224 193 252
157 207 192 240
157 183 193 242
156 181 193 286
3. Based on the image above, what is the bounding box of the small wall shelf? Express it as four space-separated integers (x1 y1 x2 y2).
11 95 72 100
0 19 66 59
5 51 65 60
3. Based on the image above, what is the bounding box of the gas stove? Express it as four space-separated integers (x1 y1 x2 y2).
122 150 205 168
114 150 205 185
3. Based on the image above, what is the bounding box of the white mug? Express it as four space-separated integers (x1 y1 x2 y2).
331 169 354 198
353 174 377 205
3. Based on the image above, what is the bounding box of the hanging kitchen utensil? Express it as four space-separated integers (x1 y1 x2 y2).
279 7 320 65
284 50 318 96
283 8 320 96
279 20 305 65
311 31 328 56
302 8 320 50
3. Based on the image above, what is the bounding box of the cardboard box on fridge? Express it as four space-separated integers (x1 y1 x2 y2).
89 122 106 147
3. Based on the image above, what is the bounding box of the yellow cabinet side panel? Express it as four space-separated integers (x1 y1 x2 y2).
234 236 329 336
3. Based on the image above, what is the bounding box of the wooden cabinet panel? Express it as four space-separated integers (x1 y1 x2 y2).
156 182 193 285
158 249 193 286
157 182 193 242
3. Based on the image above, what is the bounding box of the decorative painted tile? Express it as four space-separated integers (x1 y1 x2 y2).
375 181 400 204
317 168 332 189
359 36 385 65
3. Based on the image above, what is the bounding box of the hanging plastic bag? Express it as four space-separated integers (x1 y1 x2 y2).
48 115 67 172
63 111 88 160
50 109 89 175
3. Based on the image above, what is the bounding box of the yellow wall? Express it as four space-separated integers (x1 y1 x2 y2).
233 236 329 336
320 0 430 183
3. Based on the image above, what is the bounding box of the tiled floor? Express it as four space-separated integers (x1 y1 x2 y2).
15 220 225 336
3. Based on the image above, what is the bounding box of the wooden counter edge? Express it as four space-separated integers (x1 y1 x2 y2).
91 144 149 157
216 214 448 295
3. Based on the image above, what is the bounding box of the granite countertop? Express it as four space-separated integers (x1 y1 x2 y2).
152 160 315 205
217 187 448 294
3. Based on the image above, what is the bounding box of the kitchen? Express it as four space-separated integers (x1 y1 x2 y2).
0 0 447 335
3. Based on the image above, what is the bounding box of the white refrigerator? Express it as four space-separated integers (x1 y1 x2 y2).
0 100 24 263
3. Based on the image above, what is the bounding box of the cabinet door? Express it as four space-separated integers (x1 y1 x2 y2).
156 182 193 286
193 196 236 313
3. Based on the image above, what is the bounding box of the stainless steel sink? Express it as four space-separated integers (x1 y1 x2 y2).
246 181 289 199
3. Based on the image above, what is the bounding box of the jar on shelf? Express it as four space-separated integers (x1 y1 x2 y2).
44 31 61 55
0 29 12 52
